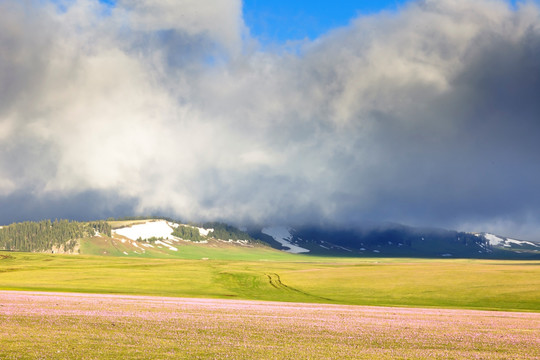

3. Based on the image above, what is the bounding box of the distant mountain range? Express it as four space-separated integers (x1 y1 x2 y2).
1 218 539 259
248 224 540 259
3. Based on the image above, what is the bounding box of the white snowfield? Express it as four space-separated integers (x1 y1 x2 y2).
484 233 505 246
111 220 216 253
261 226 310 254
113 220 176 240
484 233 540 247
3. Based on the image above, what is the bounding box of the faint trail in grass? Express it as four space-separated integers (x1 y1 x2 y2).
265 273 334 302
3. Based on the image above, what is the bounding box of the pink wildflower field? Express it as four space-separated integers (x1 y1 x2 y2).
0 291 538 359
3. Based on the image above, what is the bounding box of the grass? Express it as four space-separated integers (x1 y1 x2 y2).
1 251 539 311
1 292 539 359
1 252 539 359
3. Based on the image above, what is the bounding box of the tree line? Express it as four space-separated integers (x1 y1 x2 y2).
203 222 254 241
171 225 204 242
0 220 111 252
170 223 254 242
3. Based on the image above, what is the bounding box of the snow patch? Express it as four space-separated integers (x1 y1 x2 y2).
196 227 213 236
219 239 249 246
261 226 310 254
484 233 540 248
334 245 352 252
112 220 175 241
484 233 505 246
506 238 540 247
155 240 178 251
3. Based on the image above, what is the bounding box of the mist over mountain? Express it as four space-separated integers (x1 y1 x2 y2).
249 222 540 259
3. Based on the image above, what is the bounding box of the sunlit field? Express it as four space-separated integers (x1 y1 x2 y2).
1 252 539 359
1 291 538 359
1 252 539 311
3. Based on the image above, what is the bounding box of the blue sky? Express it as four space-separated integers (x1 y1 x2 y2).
242 0 407 42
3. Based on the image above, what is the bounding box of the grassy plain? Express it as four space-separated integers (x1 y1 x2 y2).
1 251 539 311
1 291 538 360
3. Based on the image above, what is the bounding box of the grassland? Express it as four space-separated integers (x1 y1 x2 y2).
1 251 539 311
1 251 539 359
1 291 539 360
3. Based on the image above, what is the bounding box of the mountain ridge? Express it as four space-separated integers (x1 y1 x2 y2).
249 224 540 259
1 218 539 259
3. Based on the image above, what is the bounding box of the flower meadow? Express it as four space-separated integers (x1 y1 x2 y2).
0 291 538 359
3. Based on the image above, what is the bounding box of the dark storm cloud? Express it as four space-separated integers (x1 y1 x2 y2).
0 191 137 224
0 0 539 240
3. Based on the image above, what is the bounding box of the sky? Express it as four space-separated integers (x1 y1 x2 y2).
1 0 540 240
242 0 408 43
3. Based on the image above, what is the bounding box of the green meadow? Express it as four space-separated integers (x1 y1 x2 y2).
1 251 539 311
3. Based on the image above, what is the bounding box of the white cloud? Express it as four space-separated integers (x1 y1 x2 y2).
0 0 539 239
114 0 244 55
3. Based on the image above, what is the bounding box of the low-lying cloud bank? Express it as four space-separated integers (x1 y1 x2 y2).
1 0 539 240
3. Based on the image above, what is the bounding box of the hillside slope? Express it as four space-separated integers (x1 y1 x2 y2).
80 219 294 261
